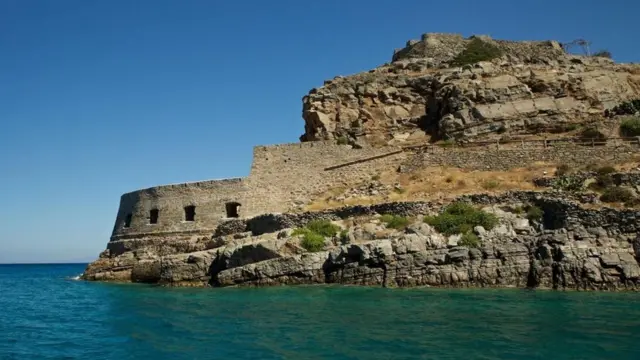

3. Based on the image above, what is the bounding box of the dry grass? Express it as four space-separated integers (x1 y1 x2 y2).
304 163 555 211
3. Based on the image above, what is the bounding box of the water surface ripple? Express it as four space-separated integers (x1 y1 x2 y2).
1 264 639 359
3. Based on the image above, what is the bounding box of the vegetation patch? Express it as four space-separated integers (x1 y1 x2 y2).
589 174 614 190
459 232 480 248
293 219 341 252
300 232 326 252
451 38 503 66
595 166 616 176
605 99 640 117
579 127 607 141
304 219 341 237
336 136 349 145
339 229 349 245
552 176 584 192
481 179 500 190
380 214 410 229
600 187 634 203
619 116 640 137
592 50 612 58
424 202 498 236
441 139 456 147
526 205 544 222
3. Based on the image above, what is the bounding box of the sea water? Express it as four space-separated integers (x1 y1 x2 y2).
1 263 639 359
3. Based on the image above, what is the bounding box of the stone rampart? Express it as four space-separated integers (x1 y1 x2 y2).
392 33 565 64
400 142 639 172
110 142 407 241
111 178 248 240
108 139 640 244
244 141 406 215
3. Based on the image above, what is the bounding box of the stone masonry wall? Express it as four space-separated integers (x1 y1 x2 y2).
111 178 249 240
108 140 640 245
401 143 639 172
110 142 406 241
244 141 407 215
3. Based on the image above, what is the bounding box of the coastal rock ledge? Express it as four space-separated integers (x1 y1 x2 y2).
83 192 640 291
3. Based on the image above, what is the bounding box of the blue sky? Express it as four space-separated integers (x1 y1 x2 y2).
0 0 637 263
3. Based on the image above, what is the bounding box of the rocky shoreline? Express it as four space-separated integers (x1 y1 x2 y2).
82 191 640 291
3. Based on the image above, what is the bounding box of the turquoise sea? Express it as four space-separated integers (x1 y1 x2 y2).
1 264 640 359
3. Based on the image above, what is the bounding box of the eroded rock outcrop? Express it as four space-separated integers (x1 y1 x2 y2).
82 193 640 291
301 33 640 144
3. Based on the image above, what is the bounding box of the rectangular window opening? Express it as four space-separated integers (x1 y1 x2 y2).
184 205 196 222
124 213 132 228
149 209 159 224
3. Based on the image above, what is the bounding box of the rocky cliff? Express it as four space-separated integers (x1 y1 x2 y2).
301 33 640 145
83 191 640 290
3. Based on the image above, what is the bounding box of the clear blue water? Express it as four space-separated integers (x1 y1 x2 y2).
1 264 640 359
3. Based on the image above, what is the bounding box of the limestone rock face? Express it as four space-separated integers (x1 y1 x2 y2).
83 193 640 291
301 33 640 144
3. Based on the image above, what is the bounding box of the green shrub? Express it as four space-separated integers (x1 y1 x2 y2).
459 232 480 248
292 219 341 251
620 116 640 137
526 206 544 222
305 219 340 237
600 187 634 203
512 205 525 215
552 176 584 192
300 232 326 252
555 164 571 176
371 174 381 181
337 136 349 145
424 202 498 235
606 100 640 117
451 38 503 66
380 214 410 229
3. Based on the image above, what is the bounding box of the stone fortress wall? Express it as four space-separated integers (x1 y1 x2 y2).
111 141 405 241
392 32 565 64
110 138 640 243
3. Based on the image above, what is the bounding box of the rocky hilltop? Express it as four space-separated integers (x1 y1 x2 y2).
301 33 640 145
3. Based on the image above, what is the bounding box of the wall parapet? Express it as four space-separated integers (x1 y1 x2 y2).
120 177 244 198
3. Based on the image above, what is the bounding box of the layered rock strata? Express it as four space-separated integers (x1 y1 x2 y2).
83 192 640 291
301 33 640 144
